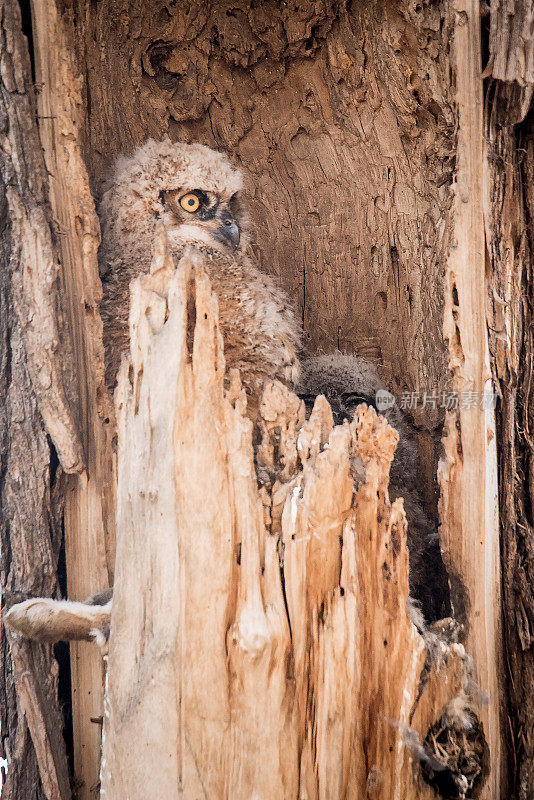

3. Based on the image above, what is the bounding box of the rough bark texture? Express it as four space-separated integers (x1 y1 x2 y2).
0 0 520 796
0 1 75 798
101 243 474 800
485 2 534 797
66 0 455 432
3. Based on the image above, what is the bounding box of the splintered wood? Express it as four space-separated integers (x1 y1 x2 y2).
100 239 474 799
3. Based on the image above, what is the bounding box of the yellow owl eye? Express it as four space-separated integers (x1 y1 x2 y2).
179 193 200 213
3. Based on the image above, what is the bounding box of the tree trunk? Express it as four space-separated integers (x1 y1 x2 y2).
100 238 472 800
1 0 532 797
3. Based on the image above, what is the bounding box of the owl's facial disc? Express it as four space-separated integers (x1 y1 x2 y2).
160 189 242 251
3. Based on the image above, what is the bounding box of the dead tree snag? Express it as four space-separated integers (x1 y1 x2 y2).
1 0 529 796
100 241 485 800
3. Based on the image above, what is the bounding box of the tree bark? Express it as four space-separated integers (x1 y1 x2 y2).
485 3 534 797
2 0 531 797
0 1 78 798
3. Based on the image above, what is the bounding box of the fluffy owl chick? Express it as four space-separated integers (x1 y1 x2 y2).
299 353 450 622
99 139 301 412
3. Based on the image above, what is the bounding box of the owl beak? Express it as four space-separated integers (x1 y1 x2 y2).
216 211 240 250
223 221 240 249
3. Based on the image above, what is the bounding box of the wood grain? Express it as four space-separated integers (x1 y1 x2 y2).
439 2 504 798
100 241 474 799
30 1 116 797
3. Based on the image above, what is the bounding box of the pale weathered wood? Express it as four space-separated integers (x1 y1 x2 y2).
101 242 476 799
439 2 504 799
29 2 116 797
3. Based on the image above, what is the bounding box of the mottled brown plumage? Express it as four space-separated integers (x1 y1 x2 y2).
99 139 301 413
